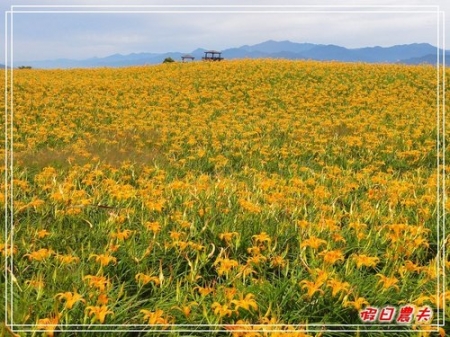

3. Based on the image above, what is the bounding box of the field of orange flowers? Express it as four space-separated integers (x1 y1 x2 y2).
1 59 449 336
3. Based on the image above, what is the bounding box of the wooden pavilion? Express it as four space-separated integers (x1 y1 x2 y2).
202 50 223 61
181 54 195 62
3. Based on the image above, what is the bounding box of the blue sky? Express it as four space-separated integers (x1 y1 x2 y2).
2 0 447 63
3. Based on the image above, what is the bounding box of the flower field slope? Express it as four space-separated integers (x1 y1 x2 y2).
1 59 449 336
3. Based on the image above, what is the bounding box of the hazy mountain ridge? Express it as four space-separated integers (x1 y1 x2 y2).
397 53 450 65
17 40 447 68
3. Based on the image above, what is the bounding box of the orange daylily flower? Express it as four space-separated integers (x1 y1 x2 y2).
211 302 234 318
86 305 114 323
83 275 111 292
36 314 61 337
89 253 117 266
300 236 327 250
55 291 85 309
353 254 380 268
140 309 171 325
299 280 324 299
135 273 161 286
376 274 400 292
344 297 370 311
214 257 239 276
231 293 258 311
24 248 54 261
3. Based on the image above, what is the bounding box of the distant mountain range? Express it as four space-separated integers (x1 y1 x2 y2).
15 40 449 68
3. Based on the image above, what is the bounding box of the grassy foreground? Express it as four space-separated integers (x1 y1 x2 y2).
1 59 449 336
